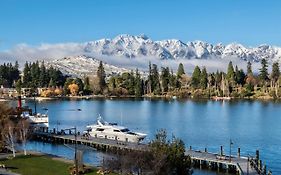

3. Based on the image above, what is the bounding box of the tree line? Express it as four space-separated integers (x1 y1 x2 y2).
1 58 281 98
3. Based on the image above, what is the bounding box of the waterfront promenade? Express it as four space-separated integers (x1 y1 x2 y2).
33 128 270 175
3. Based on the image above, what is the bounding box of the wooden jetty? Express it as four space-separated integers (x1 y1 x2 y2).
33 127 271 175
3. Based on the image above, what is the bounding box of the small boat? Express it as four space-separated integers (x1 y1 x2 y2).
83 116 146 143
21 111 49 127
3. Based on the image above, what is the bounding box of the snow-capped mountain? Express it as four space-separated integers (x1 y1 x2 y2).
82 34 281 62
46 56 130 77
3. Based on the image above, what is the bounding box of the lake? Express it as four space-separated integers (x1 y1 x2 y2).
19 98 281 174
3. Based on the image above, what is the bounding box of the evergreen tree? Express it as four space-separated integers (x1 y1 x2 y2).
226 61 235 81
128 71 135 95
247 61 253 76
200 67 208 89
161 67 170 93
39 61 48 87
176 63 185 78
191 66 201 88
151 64 161 94
83 76 92 94
236 69 246 85
23 62 31 87
135 69 143 97
97 61 106 93
271 62 280 83
259 58 269 82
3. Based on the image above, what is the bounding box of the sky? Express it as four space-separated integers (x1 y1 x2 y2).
1 0 281 51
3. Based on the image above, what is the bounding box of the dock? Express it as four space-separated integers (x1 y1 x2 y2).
32 127 271 175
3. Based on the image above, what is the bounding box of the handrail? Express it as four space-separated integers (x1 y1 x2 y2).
236 163 244 175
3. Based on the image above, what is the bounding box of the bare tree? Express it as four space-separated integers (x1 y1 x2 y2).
17 119 30 155
3 119 17 157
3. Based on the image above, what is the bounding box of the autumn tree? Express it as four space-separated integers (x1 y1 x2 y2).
17 119 30 155
68 83 79 96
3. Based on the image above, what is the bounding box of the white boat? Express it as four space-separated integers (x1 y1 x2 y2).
84 116 146 143
21 111 49 127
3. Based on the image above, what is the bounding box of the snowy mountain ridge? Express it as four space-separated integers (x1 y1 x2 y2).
82 34 281 62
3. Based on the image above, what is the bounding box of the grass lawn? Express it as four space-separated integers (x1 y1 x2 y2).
0 155 117 175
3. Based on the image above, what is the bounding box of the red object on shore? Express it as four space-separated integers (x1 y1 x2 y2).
18 96 22 108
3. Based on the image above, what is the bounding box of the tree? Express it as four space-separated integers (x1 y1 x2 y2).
271 62 280 83
247 61 253 76
3 119 16 157
259 58 269 82
135 69 143 97
17 119 30 155
23 62 31 87
177 63 185 78
200 67 208 89
191 66 201 88
39 61 48 87
83 76 92 95
97 61 106 94
74 78 84 94
68 83 79 96
15 79 22 95
161 67 170 93
226 61 235 81
63 78 74 94
151 64 161 95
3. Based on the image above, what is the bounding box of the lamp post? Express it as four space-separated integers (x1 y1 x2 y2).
74 126 78 175
229 139 233 162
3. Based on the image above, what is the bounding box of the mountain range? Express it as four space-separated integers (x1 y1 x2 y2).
40 34 281 76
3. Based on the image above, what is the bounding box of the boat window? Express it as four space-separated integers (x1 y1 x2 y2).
120 128 129 132
113 129 120 132
96 128 104 131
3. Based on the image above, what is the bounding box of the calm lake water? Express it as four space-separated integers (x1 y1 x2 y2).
18 98 281 174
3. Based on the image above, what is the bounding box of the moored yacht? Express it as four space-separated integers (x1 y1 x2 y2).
84 116 146 143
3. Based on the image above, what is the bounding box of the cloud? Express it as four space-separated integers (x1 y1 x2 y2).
0 42 85 64
0 42 261 74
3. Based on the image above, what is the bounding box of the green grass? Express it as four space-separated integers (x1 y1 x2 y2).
0 155 116 175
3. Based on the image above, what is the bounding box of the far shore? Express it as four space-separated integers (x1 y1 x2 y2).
0 94 280 102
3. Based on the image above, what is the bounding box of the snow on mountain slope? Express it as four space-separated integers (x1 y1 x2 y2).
80 34 281 62
46 55 130 77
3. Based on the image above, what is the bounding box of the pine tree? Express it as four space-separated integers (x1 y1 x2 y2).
83 76 92 94
200 67 208 89
247 61 253 76
161 67 170 93
39 61 48 87
23 62 31 87
151 64 161 94
259 58 269 82
191 66 201 88
135 69 143 97
271 62 280 83
226 61 235 81
97 61 106 93
177 63 185 78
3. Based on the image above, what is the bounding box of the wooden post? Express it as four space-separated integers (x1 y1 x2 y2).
237 147 240 157
256 150 260 160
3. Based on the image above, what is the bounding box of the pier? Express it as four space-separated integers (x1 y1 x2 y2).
33 127 271 175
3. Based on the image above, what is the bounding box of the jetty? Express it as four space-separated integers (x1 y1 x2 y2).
33 127 271 175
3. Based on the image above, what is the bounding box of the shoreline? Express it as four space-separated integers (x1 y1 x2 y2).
1 95 280 102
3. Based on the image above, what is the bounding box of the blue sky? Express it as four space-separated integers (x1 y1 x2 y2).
0 0 281 50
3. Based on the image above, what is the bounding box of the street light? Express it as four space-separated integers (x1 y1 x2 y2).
229 139 234 162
